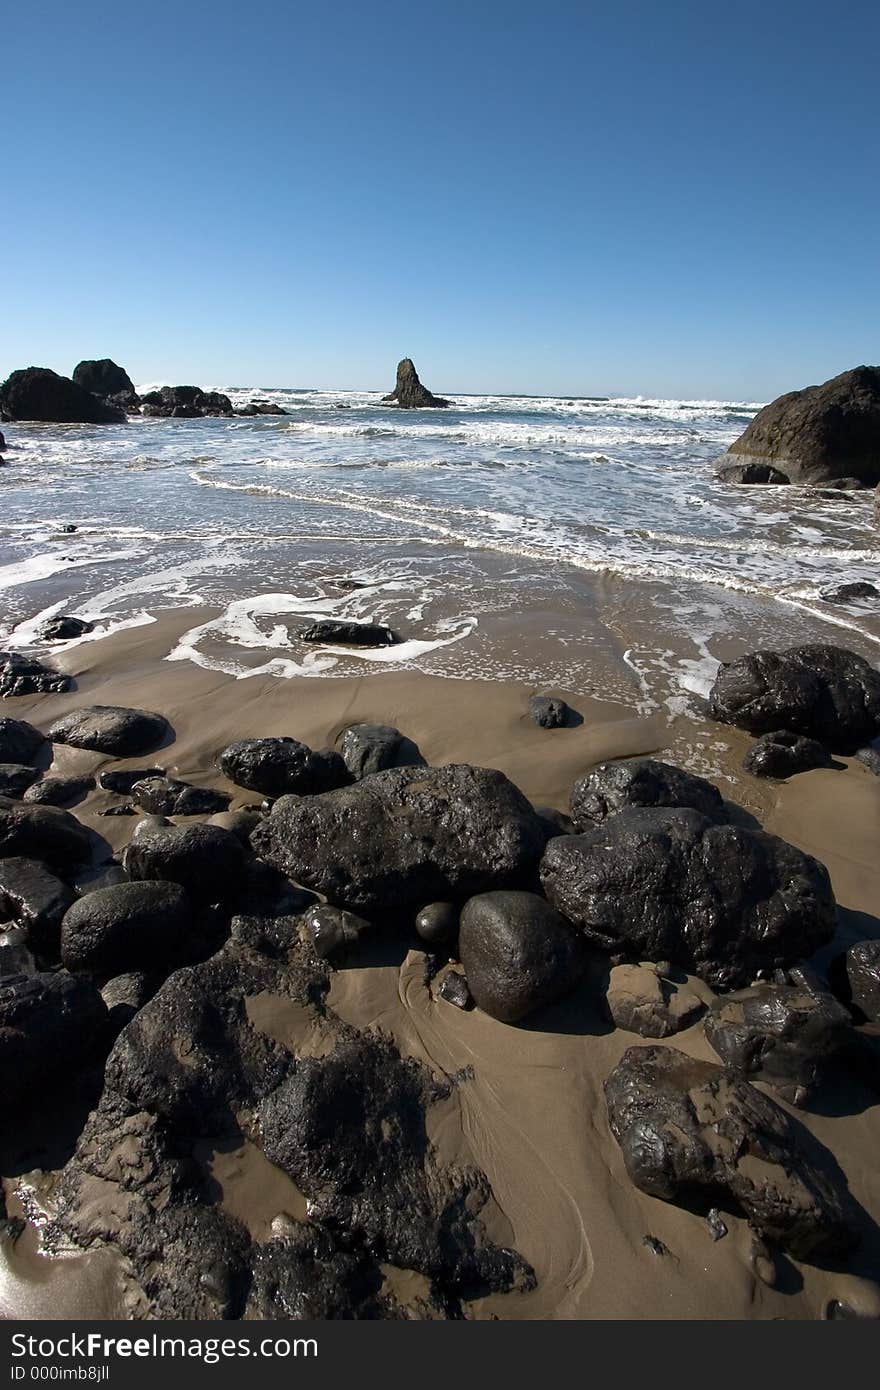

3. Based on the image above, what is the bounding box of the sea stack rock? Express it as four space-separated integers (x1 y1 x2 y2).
382 358 450 408
72 359 139 411
716 365 880 487
0 367 126 424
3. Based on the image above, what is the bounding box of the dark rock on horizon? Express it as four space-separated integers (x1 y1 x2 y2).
0 796 91 870
381 358 450 409
139 385 234 418
0 367 126 424
742 729 835 779
0 970 107 1101
528 695 571 728
235 398 288 416
604 1045 857 1259
72 359 138 409
717 460 790 485
339 723 424 779
219 737 349 797
24 774 95 806
252 763 548 912
129 776 231 817
569 757 727 830
708 644 880 751
716 365 880 487
458 890 585 1022
540 807 836 989
48 705 170 757
0 650 72 696
0 764 41 798
61 880 192 975
122 818 247 901
299 619 400 647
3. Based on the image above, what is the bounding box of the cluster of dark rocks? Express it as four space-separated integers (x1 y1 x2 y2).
2 637 879 1315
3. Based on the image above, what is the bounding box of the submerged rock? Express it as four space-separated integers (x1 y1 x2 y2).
540 807 836 989
569 758 727 830
252 763 548 912
458 890 584 1022
0 796 91 870
604 1045 857 1258
820 581 879 604
339 723 424 778
61 880 192 975
0 970 107 1100
742 729 835 779
0 651 72 696
299 619 400 647
708 644 880 751
381 358 450 409
605 962 705 1037
0 718 44 765
129 776 231 817
0 367 125 423
48 705 170 756
219 737 349 797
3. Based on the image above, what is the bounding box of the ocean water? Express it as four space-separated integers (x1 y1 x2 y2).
1 387 878 715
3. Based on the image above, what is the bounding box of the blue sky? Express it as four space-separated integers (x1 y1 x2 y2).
4 0 878 398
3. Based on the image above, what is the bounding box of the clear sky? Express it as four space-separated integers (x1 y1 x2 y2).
4 0 878 399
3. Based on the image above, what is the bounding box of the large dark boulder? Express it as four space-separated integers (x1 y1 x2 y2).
122 819 247 901
570 758 727 830
0 796 91 870
742 729 835 779
604 1045 857 1258
540 807 836 990
0 367 125 423
339 723 424 779
60 880 192 975
219 737 349 797
252 763 548 912
381 358 450 409
716 366 880 486
458 890 584 1022
0 718 44 765
0 651 72 696
139 386 233 418
299 619 400 647
0 856 74 951
47 705 170 756
704 981 851 1105
708 644 880 751
0 970 107 1101
71 359 137 406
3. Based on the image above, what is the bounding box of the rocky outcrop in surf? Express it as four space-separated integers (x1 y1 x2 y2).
139 385 234 418
72 359 139 411
382 357 450 408
0 367 126 423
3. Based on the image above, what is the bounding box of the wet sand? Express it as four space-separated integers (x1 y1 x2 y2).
2 608 880 1320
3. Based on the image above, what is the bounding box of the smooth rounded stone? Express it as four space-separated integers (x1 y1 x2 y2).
252 763 549 912
122 820 247 901
704 982 851 1105
708 643 880 751
0 718 45 765
605 962 705 1038
41 615 94 641
0 366 125 423
716 460 790 484
72 358 136 401
438 970 472 1010
47 705 170 757
528 695 571 729
742 729 835 779
303 903 370 960
415 901 458 945
458 890 584 1023
219 737 349 797
569 758 727 831
207 809 262 843
540 807 836 990
0 796 91 870
0 764 41 798
0 651 72 696
854 745 880 776
339 723 424 779
820 581 879 604
381 356 450 409
604 1044 857 1259
715 365 880 487
845 940 880 1022
98 766 165 794
129 776 231 817
298 620 400 647
0 856 74 949
61 881 192 975
0 970 107 1100
532 805 575 838
23 774 95 806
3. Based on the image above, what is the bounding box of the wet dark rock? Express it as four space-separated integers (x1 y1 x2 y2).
40 615 94 641
299 619 400 647
235 398 288 416
23 774 95 806
139 386 234 418
72 359 137 403
339 723 424 778
845 940 880 1022
854 746 880 775
129 776 231 817
0 651 72 696
528 695 571 729
604 1044 858 1259
458 890 584 1023
0 764 40 798
381 357 450 409
219 737 349 797
438 970 472 1010
0 367 125 423
532 805 575 838
122 819 247 902
717 461 790 484
415 901 458 945
0 856 74 951
708 643 880 751
0 718 44 766
61 880 193 976
716 365 880 487
704 982 851 1105
48 705 170 757
100 803 135 816
253 763 548 912
540 807 836 990
0 970 107 1101
100 970 158 1031
98 767 165 794
570 758 727 830
706 1208 728 1241
605 962 705 1037
0 796 91 870
303 903 370 961
820 581 879 603
742 729 835 779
